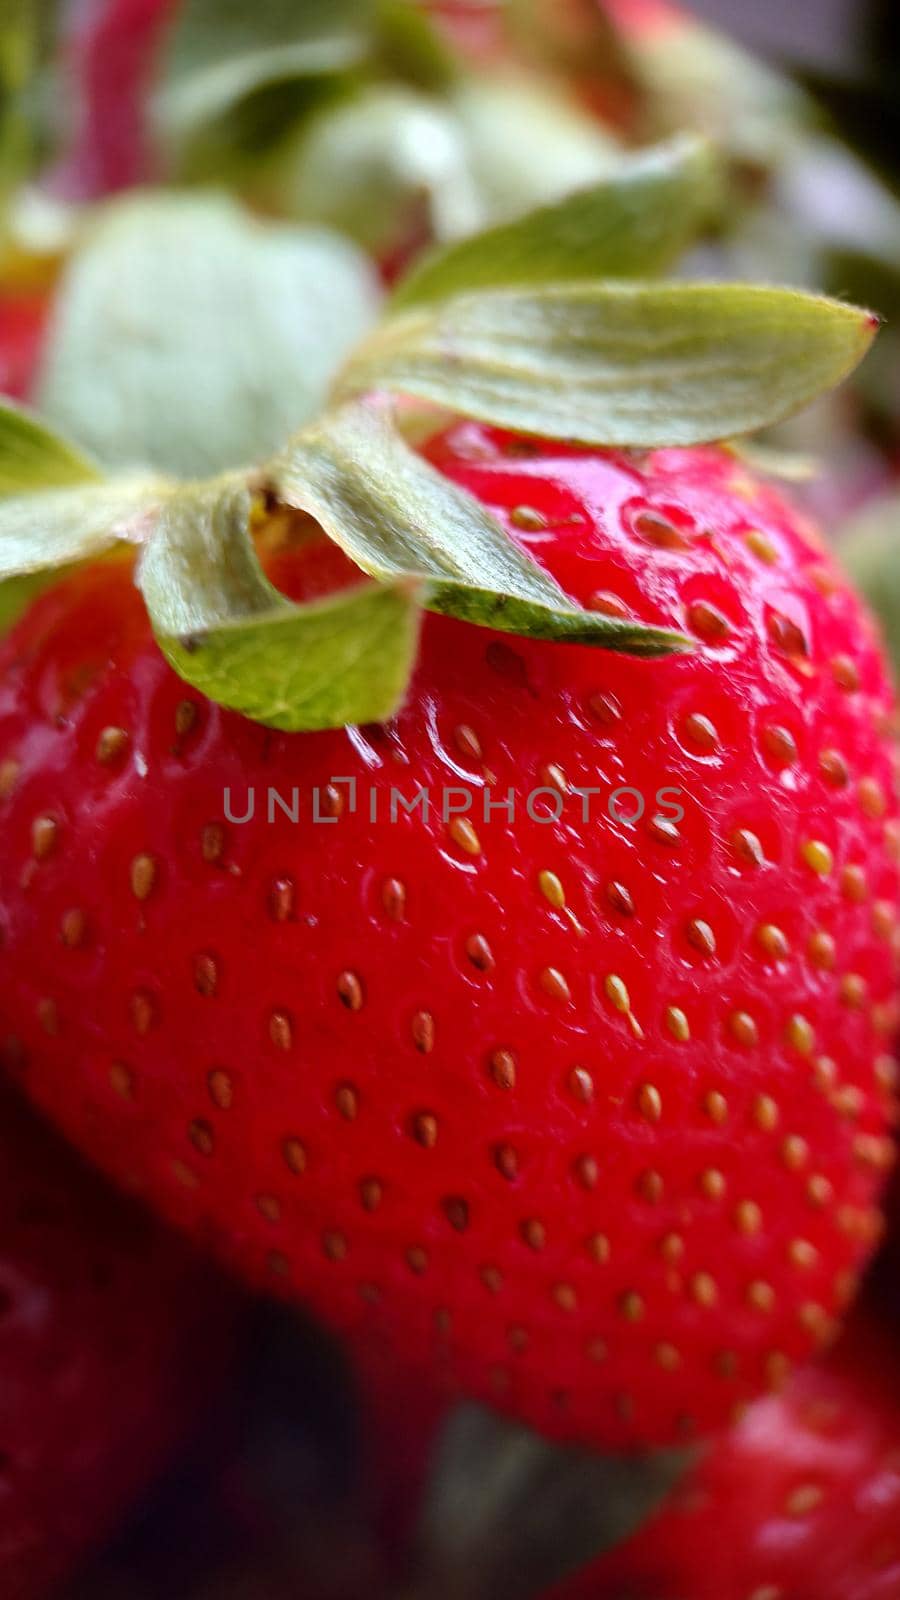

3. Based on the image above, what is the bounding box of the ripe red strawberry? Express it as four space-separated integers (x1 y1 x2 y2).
1 423 898 1451
547 1307 900 1600
0 1078 237 1600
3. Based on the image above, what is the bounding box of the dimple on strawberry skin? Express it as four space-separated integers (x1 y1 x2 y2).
1 418 897 1451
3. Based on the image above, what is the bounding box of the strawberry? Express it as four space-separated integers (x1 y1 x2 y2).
1 418 897 1453
0 1077 238 1600
547 1305 900 1600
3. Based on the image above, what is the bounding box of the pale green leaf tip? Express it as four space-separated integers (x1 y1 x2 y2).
0 396 104 491
339 279 881 451
388 129 723 313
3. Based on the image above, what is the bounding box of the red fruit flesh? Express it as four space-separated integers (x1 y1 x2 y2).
0 1079 237 1600
550 1310 900 1600
0 426 897 1450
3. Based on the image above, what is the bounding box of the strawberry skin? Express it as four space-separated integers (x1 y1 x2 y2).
0 425 898 1450
0 1079 237 1600
549 1309 900 1600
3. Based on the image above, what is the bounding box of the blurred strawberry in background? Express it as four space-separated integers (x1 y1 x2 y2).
0 1080 239 1600
546 1298 900 1600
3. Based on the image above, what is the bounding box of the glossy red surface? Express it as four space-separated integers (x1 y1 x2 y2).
0 426 897 1449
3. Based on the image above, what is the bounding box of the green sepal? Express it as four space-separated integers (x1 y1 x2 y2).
270 402 687 655
36 192 380 480
336 283 877 448
0 475 165 580
0 398 101 492
137 477 422 731
0 167 882 738
391 134 719 309
0 401 166 636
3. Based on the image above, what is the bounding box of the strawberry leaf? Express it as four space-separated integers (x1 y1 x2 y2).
0 398 101 491
0 475 164 580
336 283 877 447
36 193 380 480
138 478 422 731
271 401 687 654
0 401 166 635
0 401 165 575
391 134 719 309
154 0 371 156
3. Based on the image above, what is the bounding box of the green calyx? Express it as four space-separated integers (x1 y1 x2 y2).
138 477 423 731
0 402 168 621
0 139 880 733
